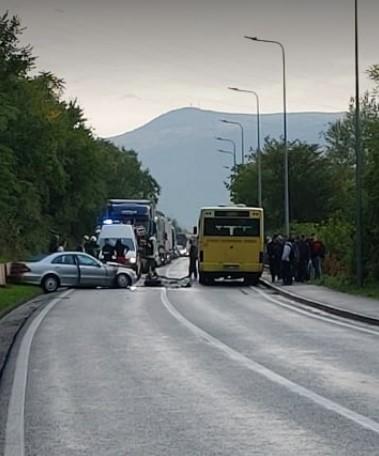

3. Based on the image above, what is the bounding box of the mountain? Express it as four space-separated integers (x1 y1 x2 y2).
109 107 343 228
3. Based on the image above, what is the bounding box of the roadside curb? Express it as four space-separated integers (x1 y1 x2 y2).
259 278 379 327
0 292 47 382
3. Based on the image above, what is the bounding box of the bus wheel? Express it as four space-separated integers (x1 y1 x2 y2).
245 274 259 286
199 272 210 285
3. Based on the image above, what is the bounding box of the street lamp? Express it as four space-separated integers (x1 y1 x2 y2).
244 35 289 236
228 87 262 207
217 149 236 167
219 119 245 165
354 0 363 286
215 137 237 166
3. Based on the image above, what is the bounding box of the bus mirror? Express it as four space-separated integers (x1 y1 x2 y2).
193 226 198 235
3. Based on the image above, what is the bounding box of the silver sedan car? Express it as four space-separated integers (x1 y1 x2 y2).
10 252 137 293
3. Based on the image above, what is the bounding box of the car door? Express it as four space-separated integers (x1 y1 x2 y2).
51 254 79 287
76 254 108 287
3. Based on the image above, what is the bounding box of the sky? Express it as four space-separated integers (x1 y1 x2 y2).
3 0 379 136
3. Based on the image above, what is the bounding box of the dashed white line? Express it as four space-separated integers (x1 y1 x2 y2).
161 288 379 435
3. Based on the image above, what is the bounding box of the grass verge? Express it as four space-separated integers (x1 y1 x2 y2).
315 275 379 300
0 285 42 317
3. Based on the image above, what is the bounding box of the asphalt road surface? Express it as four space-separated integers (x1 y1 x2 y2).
1 258 379 455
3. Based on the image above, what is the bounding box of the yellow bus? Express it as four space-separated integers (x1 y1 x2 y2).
196 206 264 285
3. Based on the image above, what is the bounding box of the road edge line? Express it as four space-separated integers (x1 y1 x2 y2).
4 289 73 456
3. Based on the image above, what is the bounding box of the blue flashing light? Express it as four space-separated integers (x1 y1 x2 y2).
103 219 113 225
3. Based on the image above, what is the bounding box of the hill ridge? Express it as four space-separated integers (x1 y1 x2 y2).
109 107 344 227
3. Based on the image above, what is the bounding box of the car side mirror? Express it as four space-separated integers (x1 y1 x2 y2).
193 226 198 235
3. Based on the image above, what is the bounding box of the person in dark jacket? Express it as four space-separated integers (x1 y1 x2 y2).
310 235 325 280
101 239 116 263
115 239 127 264
48 234 60 253
86 236 99 258
297 235 311 282
188 239 198 280
267 235 282 283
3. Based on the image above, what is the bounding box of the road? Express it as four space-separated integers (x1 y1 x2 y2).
1 257 379 455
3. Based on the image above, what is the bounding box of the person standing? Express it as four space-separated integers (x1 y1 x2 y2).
310 235 325 280
48 234 60 253
188 239 198 280
145 236 157 276
281 239 294 285
297 235 310 282
100 239 116 263
57 240 65 252
267 235 281 283
83 235 90 254
115 239 127 264
87 236 99 258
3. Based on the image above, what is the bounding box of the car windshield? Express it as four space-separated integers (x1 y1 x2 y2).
98 238 135 251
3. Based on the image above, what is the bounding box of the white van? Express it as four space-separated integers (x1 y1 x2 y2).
98 224 141 277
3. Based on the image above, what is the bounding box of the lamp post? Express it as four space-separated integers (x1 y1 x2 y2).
228 87 262 207
219 119 245 165
244 35 289 235
354 0 363 286
216 137 237 167
217 149 236 169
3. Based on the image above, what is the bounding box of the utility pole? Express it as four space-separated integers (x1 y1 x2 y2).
355 0 364 286
245 36 289 235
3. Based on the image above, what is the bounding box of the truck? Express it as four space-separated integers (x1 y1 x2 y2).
99 199 155 235
98 199 157 271
155 210 168 265
154 211 176 265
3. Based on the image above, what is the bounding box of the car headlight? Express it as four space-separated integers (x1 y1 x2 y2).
129 257 137 264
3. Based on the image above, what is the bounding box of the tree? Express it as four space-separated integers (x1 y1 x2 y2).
0 13 160 257
228 138 337 231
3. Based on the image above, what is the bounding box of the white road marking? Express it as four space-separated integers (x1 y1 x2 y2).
251 286 379 337
161 288 379 435
4 289 73 456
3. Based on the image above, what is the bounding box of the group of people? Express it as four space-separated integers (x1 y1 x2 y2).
76 234 99 257
49 233 132 264
266 234 325 286
48 234 67 253
77 235 133 264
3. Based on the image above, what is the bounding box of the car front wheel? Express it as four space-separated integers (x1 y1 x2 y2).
116 273 132 289
42 274 59 293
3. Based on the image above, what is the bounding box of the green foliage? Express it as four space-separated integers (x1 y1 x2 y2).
317 275 379 300
0 13 159 257
228 138 338 231
228 62 379 284
0 284 41 315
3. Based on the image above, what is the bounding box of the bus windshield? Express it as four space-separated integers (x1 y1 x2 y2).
203 218 260 237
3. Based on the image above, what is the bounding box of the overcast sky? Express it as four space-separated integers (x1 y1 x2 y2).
3 0 379 136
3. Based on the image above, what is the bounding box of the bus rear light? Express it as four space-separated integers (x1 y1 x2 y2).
200 250 204 262
259 252 263 263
